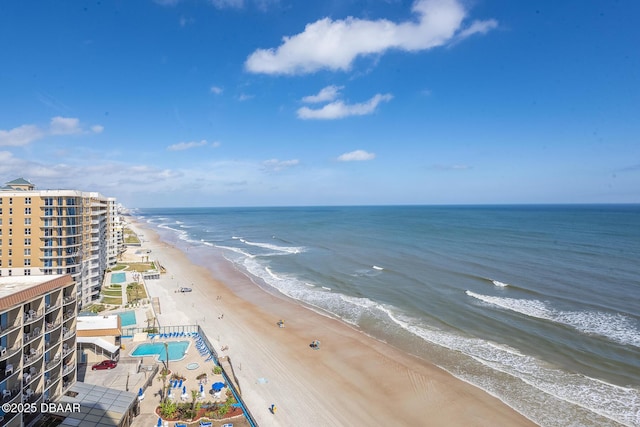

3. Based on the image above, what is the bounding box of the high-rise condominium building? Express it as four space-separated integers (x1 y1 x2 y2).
0 178 123 309
0 274 77 427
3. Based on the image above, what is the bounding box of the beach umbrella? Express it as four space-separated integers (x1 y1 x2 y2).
157 417 162 427
182 385 186 394
212 382 225 392
200 383 204 393
138 388 143 396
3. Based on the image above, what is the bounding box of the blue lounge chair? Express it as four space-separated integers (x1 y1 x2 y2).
222 424 233 427
175 424 187 427
199 421 213 427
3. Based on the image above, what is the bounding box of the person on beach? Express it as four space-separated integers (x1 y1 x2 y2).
271 404 277 414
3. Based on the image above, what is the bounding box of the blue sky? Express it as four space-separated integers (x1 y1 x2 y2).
1 0 638 207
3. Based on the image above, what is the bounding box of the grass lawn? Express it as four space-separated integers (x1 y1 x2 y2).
102 290 122 297
126 282 147 301
101 296 122 305
125 263 156 273
111 265 126 271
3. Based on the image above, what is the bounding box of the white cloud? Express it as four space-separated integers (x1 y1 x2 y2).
337 150 376 162
50 117 82 135
262 158 300 172
302 85 344 103
210 0 244 9
0 125 45 146
455 19 498 40
297 93 392 119
210 86 223 94
245 0 496 75
0 117 102 146
167 139 209 151
238 93 254 101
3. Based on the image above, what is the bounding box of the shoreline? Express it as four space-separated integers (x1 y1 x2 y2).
129 216 537 426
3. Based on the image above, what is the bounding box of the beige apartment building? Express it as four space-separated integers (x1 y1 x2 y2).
0 178 123 309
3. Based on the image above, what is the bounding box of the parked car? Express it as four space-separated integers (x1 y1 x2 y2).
92 360 117 370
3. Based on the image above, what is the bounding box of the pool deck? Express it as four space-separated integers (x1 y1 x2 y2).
127 334 250 427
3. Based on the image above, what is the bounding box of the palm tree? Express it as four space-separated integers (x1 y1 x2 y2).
190 389 199 413
158 368 169 404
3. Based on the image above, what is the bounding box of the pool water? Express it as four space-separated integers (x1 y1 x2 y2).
119 311 137 327
111 272 126 283
131 341 190 361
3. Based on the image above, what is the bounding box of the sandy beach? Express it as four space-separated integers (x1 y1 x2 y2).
128 217 537 427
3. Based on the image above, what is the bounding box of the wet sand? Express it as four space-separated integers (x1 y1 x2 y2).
129 217 537 427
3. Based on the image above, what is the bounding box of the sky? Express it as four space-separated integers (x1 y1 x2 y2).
0 0 638 207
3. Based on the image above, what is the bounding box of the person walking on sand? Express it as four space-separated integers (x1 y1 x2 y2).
271 404 277 414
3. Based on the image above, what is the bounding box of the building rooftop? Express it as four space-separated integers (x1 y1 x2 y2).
57 382 137 427
0 275 70 310
77 314 120 331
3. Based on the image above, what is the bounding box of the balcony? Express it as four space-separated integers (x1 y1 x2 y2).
62 295 76 306
23 367 41 388
0 319 22 339
23 349 43 368
24 309 45 325
0 343 22 361
44 354 62 372
0 359 20 383
45 302 61 314
23 327 43 345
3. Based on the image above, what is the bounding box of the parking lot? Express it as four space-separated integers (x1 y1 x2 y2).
78 358 158 393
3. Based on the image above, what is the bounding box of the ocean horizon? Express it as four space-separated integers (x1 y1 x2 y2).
134 204 640 427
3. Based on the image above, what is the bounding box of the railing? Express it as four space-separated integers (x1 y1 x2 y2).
45 319 62 332
45 355 62 372
63 295 77 305
0 341 22 363
23 328 43 345
23 349 43 367
45 302 61 314
24 308 45 324
0 318 21 338
23 369 41 387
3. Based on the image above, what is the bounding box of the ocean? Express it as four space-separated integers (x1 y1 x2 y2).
135 205 640 427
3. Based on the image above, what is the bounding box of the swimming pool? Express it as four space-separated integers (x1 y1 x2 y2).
119 311 137 327
111 272 126 283
131 341 190 361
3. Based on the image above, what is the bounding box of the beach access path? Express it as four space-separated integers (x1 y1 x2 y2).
128 218 537 427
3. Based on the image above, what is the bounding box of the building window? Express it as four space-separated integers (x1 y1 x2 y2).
8 249 12 256
24 259 30 266
8 198 12 205
8 239 12 246
24 218 31 225
25 228 31 235
8 208 12 215
24 207 31 215
24 248 31 256
25 238 31 246
44 198 53 206
8 229 12 236
44 269 52 275
7 270 11 276
25 197 31 204
25 269 31 276
8 218 12 225
44 208 53 216
8 260 12 266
